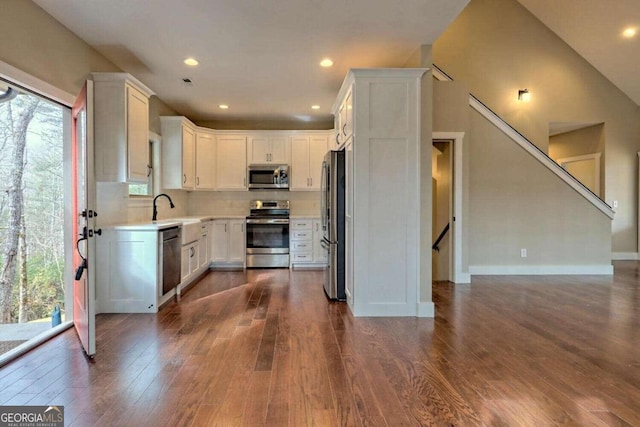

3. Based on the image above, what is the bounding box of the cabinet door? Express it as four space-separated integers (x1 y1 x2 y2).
345 138 353 218
216 136 247 190
345 140 354 304
181 245 191 282
126 85 150 183
312 219 327 263
211 221 228 263
344 89 353 139
228 220 246 263
308 136 328 190
290 136 310 190
182 126 196 189
199 232 209 268
195 132 215 189
248 136 270 164
269 136 290 163
338 103 346 147
189 243 199 274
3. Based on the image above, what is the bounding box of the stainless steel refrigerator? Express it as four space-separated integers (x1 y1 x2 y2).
320 150 345 300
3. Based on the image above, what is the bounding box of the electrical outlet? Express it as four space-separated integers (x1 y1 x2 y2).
612 200 619 208
521 248 527 258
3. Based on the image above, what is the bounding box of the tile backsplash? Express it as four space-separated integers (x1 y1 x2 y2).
188 190 321 217
96 182 188 226
98 183 321 226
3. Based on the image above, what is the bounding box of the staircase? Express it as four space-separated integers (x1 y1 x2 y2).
432 64 614 220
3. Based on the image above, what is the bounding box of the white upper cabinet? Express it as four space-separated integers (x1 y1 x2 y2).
182 126 195 188
157 119 333 191
195 130 215 190
92 73 154 184
332 85 353 150
308 136 328 190
160 116 197 190
291 134 328 190
247 135 290 164
216 135 247 190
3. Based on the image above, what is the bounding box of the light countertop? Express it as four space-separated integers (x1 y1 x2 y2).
107 215 247 231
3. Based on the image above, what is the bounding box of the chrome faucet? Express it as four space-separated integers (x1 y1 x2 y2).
152 193 175 221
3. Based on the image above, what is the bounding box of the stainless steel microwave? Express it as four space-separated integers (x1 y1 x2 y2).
248 164 289 190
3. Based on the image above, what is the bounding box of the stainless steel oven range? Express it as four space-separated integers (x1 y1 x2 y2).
246 200 290 268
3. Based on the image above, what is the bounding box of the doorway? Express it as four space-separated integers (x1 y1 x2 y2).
0 78 73 363
432 132 468 284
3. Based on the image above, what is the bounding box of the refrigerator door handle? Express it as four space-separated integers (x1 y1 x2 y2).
320 238 330 250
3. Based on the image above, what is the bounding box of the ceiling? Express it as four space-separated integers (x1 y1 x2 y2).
33 0 469 126
517 0 640 106
31 0 639 127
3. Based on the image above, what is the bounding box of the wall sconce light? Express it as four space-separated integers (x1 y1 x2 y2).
518 88 531 102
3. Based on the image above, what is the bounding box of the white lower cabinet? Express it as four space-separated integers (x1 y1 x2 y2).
181 241 200 284
211 219 245 267
199 220 211 269
290 218 326 268
96 229 161 313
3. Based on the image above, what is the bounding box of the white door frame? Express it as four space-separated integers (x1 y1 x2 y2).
433 132 470 283
556 152 601 197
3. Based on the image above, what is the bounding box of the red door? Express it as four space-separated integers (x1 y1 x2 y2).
71 81 96 357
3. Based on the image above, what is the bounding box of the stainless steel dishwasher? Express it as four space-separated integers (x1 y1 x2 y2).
160 226 181 296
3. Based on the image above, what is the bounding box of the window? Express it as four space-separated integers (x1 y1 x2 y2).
128 140 153 197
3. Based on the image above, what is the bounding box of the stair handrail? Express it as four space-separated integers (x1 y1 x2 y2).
432 64 614 220
432 223 450 252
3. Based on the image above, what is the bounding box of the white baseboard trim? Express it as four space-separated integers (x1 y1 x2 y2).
454 272 471 284
416 302 435 318
611 252 638 261
469 264 613 275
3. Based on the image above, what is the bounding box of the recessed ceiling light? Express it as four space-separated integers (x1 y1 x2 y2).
320 58 334 67
311 105 320 110
219 104 229 109
623 27 637 38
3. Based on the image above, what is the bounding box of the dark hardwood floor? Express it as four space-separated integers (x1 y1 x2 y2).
1 262 640 426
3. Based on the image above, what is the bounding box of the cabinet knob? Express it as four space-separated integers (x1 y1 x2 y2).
183 174 187 184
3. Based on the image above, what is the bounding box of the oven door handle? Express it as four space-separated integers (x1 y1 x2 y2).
246 218 290 224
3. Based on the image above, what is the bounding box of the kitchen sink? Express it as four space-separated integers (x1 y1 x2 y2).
176 219 201 245
151 218 201 244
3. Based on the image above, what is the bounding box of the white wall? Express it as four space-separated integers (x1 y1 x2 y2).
434 80 612 274
434 0 640 254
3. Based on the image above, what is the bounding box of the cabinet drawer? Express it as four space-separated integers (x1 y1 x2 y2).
291 230 312 240
292 241 312 251
292 253 313 262
291 219 313 230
